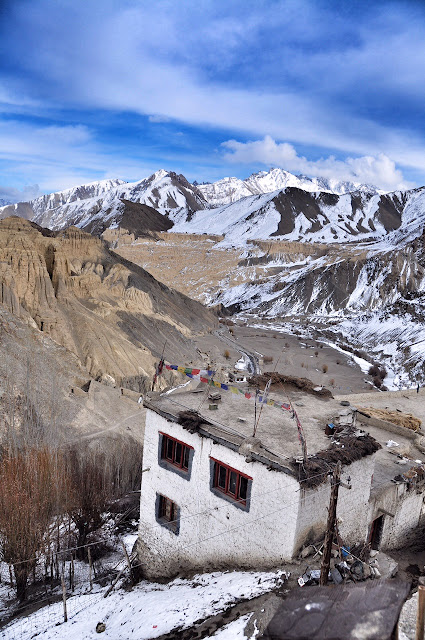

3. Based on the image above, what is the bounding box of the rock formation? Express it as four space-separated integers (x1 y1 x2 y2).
0 217 217 390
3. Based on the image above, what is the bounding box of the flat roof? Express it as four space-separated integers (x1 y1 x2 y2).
144 381 363 474
145 382 425 495
336 389 425 496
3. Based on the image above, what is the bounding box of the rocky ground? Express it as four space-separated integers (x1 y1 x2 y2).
193 323 377 395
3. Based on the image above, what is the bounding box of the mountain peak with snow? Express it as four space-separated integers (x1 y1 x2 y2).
196 167 380 208
0 170 207 232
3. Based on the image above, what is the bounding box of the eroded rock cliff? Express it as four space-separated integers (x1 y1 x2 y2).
0 217 217 390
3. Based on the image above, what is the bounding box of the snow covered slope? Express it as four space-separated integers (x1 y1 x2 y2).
174 186 418 245
0 178 126 222
198 168 379 207
0 171 207 233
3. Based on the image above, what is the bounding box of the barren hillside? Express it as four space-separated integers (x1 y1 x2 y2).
0 217 217 392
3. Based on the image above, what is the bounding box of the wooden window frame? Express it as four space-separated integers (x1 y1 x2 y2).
158 494 177 522
156 493 179 534
160 432 193 472
211 457 252 507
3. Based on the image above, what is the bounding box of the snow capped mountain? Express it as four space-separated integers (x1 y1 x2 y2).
1 165 425 385
0 171 207 233
0 167 410 246
174 186 416 246
115 170 207 222
0 178 126 223
197 168 379 208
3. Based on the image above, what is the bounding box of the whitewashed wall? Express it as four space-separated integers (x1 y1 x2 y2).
337 457 375 543
137 409 300 578
293 456 375 553
370 482 425 550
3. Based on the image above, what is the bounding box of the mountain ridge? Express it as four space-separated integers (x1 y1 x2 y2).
0 167 384 238
197 167 380 207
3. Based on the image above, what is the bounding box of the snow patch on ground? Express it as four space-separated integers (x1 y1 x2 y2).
2 569 285 640
235 355 250 371
209 613 253 638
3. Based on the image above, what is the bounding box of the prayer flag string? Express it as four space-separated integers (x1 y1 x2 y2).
164 363 292 412
162 362 308 461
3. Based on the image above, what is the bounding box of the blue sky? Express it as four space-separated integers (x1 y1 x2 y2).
1 0 425 200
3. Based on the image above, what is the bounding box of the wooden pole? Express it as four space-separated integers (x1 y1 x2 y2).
320 461 341 586
70 553 75 592
103 566 126 598
122 541 134 586
88 546 93 592
416 585 425 640
61 572 68 623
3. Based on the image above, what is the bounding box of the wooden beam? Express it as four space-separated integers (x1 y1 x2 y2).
320 461 341 586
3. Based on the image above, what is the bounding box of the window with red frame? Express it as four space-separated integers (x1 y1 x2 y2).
160 433 192 471
212 459 250 505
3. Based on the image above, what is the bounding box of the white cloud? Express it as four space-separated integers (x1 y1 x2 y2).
7 0 425 176
0 120 155 193
148 114 171 123
0 184 40 204
221 136 411 191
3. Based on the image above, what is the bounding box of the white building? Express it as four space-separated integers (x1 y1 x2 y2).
137 385 388 579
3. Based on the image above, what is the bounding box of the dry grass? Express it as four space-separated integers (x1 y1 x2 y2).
294 433 381 488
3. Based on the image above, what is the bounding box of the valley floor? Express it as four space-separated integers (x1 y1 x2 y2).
194 322 378 395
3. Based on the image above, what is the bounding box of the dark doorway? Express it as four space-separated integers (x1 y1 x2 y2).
370 515 385 550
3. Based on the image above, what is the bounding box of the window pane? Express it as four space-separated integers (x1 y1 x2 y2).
166 438 174 460
159 495 166 518
229 471 237 495
183 446 189 469
175 442 183 465
217 465 226 489
165 498 173 521
239 476 248 500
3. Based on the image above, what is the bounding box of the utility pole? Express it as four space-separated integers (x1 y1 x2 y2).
320 461 341 586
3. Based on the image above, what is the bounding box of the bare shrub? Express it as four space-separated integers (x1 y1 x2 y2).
319 344 323 349
223 349 230 359
263 355 273 363
285 342 289 348
301 362 305 368
354 349 368 360
64 438 142 559
64 447 110 558
373 376 382 388
369 364 387 381
322 364 328 373
336 360 340 365
329 378 335 386
314 351 318 357
0 447 65 600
